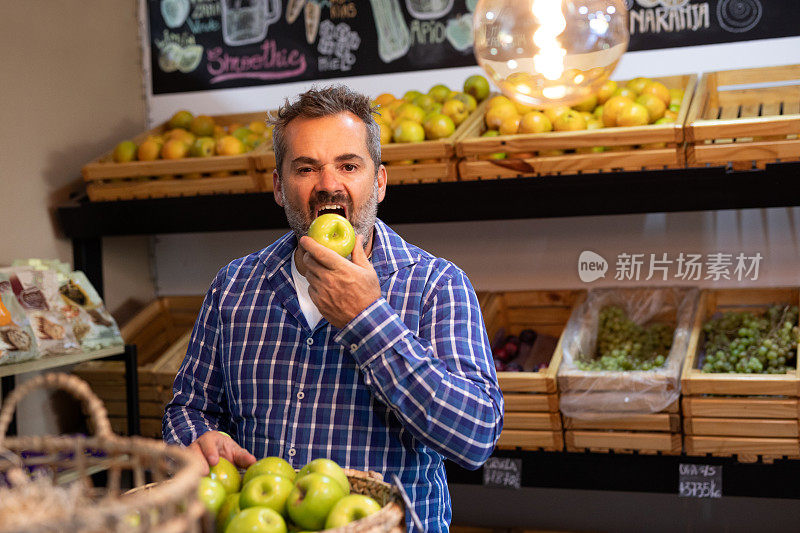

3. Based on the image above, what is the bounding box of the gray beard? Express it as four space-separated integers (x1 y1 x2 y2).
282 178 380 252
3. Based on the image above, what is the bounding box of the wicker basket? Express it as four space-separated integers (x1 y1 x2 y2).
0 373 205 533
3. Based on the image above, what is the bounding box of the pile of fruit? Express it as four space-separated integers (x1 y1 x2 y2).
701 305 799 374
200 452 384 533
575 306 673 372
372 74 491 161
491 328 560 373
110 111 271 163
478 77 684 159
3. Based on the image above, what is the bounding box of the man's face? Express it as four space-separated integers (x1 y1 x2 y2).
273 112 387 247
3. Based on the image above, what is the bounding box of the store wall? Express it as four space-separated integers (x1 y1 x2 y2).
0 1 154 434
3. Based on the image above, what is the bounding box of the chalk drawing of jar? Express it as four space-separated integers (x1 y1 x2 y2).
405 0 454 20
221 0 281 47
368 0 411 63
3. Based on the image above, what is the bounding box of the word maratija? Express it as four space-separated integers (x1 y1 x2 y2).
207 40 307 83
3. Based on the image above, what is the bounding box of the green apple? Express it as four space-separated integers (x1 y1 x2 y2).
324 494 382 528
285 473 347 531
199 477 227 516
296 458 350 495
225 506 287 533
243 456 296 486
239 474 294 516
307 214 356 257
210 457 242 494
216 492 241 533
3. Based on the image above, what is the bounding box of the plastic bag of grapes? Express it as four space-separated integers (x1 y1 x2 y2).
558 287 699 419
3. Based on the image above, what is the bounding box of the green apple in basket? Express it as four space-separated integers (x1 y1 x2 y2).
295 457 350 495
209 457 242 494
307 214 356 258
225 506 287 533
286 473 347 530
243 456 297 485
324 494 383 528
198 477 227 515
239 473 294 516
216 492 241 533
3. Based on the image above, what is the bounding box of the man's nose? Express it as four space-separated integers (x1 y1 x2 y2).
314 163 343 192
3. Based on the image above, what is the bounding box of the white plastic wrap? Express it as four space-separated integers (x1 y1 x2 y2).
558 287 699 419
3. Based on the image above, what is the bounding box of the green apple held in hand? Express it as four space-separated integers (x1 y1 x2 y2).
307 214 355 257
239 474 294 516
225 506 287 533
198 477 227 516
325 494 383 528
216 493 241 533
243 456 297 486
286 473 347 531
210 457 242 494
296 458 350 495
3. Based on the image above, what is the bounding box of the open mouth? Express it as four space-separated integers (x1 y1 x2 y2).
315 203 347 219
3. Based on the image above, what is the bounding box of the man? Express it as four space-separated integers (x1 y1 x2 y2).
163 85 503 531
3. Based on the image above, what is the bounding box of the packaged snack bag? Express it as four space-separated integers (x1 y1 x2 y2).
0 273 40 365
0 268 80 356
57 271 123 350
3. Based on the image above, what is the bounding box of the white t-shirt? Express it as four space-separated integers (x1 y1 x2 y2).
291 249 323 329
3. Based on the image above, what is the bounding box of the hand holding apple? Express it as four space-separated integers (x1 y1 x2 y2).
297 234 381 329
189 430 257 476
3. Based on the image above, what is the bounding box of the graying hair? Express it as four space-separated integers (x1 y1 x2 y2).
269 85 381 177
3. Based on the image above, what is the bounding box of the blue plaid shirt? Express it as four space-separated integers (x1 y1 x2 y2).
163 219 503 532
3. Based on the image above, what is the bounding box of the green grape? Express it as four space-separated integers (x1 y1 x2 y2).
575 306 673 371
700 305 799 374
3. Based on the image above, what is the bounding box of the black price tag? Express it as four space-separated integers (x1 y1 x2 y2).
678 463 722 498
482 457 522 489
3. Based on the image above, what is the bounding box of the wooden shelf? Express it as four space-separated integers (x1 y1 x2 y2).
0 345 125 378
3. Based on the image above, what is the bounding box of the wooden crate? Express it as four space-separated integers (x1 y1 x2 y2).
685 64 800 170
480 289 586 452
72 296 203 438
564 401 683 455
681 288 800 463
82 112 274 201
456 75 697 179
252 102 486 186
557 289 697 455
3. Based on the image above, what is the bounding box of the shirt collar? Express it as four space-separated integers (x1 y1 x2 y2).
256 218 420 281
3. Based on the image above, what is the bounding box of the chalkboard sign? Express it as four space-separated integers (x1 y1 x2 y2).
678 463 722 498
482 457 522 489
147 0 800 95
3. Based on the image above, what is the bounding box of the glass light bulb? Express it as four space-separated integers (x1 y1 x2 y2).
473 0 629 108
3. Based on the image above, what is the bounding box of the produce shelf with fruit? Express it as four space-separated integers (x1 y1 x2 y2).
681 288 800 463
479 290 586 452
685 64 800 171
82 111 274 201
455 74 696 180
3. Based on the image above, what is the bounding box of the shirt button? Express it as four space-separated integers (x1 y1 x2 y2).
297 391 305 400
350 343 358 352
307 338 314 346
288 447 296 457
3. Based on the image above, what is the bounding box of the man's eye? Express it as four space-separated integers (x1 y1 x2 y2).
298 167 314 174
342 164 357 172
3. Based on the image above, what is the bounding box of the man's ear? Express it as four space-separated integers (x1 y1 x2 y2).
272 170 283 206
376 164 387 203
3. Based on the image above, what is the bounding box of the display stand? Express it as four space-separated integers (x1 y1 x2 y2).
0 344 139 436
53 162 800 497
